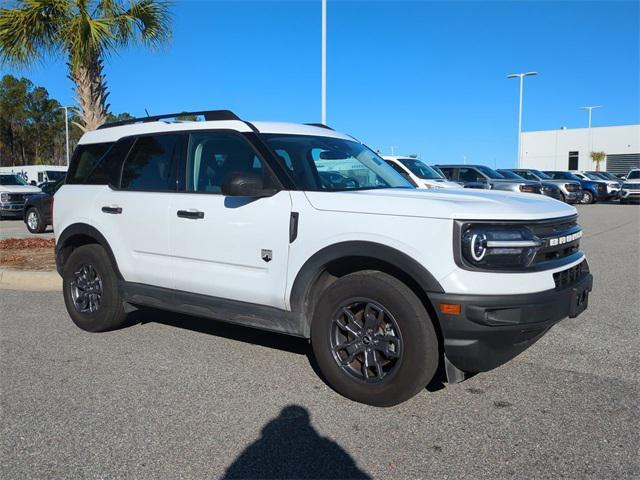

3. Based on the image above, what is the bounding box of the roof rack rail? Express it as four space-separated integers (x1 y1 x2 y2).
305 123 334 130
97 109 241 130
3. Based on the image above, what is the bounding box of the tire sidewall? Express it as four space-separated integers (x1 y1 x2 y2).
311 272 439 407
62 244 125 332
25 208 42 233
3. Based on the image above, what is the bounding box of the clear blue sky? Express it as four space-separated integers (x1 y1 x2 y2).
2 0 639 168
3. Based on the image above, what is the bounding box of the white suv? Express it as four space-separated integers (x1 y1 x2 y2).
54 110 593 406
382 156 462 189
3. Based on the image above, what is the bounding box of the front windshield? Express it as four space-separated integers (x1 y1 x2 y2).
263 134 413 191
0 174 27 186
476 165 505 179
628 170 640 180
398 159 444 179
596 172 618 181
531 169 552 180
582 172 602 180
549 171 582 181
498 170 525 180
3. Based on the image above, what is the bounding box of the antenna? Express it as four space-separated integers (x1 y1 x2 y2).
144 108 150 117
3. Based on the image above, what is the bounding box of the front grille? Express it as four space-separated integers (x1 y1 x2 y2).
553 260 589 289
529 216 581 266
596 184 607 192
6 193 27 203
565 183 580 192
622 183 640 190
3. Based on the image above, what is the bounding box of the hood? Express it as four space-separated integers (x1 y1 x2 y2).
305 188 576 221
0 184 41 194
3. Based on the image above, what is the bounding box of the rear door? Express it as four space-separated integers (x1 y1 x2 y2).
95 133 185 289
170 131 292 309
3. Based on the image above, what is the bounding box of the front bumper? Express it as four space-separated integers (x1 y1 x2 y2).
620 189 640 202
428 269 593 373
0 202 25 217
562 190 583 203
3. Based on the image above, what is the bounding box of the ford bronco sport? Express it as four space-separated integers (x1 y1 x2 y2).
54 110 593 406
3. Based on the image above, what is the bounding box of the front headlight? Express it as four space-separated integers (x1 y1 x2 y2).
0 193 8 202
461 225 541 269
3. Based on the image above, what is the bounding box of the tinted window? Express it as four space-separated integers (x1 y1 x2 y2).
45 170 66 182
121 134 183 191
516 170 536 180
66 143 113 184
458 168 483 183
438 167 455 180
628 170 640 180
531 169 552 180
399 159 443 179
476 166 504 179
87 137 135 186
385 160 409 175
187 132 265 194
498 170 525 180
0 174 27 186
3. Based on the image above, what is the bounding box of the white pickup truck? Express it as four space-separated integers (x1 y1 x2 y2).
0 173 41 219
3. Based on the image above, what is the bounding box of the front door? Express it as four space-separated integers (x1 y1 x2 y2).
170 131 292 309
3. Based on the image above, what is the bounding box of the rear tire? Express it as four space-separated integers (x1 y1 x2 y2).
62 244 127 332
311 271 439 407
25 207 46 234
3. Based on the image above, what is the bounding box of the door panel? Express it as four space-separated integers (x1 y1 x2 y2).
171 191 292 308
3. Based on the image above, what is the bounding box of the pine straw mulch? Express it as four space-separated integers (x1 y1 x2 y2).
0 238 56 271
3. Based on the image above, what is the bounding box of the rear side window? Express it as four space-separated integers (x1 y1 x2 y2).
66 143 113 184
86 137 135 186
438 167 455 180
120 134 184 191
458 168 483 183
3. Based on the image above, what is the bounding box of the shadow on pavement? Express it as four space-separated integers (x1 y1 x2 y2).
130 307 310 355
222 405 371 480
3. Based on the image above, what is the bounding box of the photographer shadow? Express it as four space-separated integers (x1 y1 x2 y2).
223 405 371 480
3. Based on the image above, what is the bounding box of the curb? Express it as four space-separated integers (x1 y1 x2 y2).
0 269 61 291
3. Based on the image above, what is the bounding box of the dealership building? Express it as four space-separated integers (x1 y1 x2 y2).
520 124 640 175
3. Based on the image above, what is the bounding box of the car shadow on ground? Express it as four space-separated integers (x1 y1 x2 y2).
221 404 371 479
130 307 310 355
130 307 449 394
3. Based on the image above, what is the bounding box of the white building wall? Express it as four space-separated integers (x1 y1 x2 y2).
521 124 639 171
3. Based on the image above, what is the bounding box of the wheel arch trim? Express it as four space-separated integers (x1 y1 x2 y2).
56 223 123 279
289 241 444 316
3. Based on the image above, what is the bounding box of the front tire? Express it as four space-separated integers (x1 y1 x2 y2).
25 207 46 234
581 190 594 204
62 244 127 332
311 271 439 407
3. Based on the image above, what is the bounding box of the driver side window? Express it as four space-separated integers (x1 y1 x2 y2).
458 168 483 183
187 132 264 194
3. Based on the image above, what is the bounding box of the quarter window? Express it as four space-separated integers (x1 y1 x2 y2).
66 142 113 184
121 134 183 191
187 132 264 194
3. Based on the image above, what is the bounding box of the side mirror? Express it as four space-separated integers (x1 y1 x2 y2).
221 171 278 197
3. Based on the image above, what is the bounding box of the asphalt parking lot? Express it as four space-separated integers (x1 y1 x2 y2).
1 204 639 479
0 219 54 240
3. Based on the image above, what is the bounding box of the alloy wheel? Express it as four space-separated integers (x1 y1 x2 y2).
330 299 403 383
70 264 103 313
27 210 39 231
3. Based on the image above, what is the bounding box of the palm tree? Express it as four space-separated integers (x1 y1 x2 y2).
590 151 606 172
0 1 171 131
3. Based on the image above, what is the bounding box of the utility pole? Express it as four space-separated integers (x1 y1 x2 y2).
580 105 602 156
390 146 398 156
58 106 73 166
507 72 539 168
321 0 327 125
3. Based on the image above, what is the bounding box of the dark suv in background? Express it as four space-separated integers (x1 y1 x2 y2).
22 180 62 233
503 169 583 204
543 171 608 204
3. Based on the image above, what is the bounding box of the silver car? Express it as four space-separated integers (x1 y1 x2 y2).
435 165 542 193
508 169 584 204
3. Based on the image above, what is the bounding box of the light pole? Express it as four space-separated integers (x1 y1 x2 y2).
507 71 538 168
58 105 73 166
321 0 327 125
580 105 601 155
390 146 398 156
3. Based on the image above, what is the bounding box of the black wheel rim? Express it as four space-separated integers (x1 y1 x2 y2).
329 298 403 383
70 264 103 313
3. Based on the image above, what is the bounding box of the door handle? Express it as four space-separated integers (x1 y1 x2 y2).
101 206 122 214
177 209 204 219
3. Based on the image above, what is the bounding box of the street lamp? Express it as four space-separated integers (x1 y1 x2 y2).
321 0 327 125
580 105 602 155
58 105 73 166
507 71 538 168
